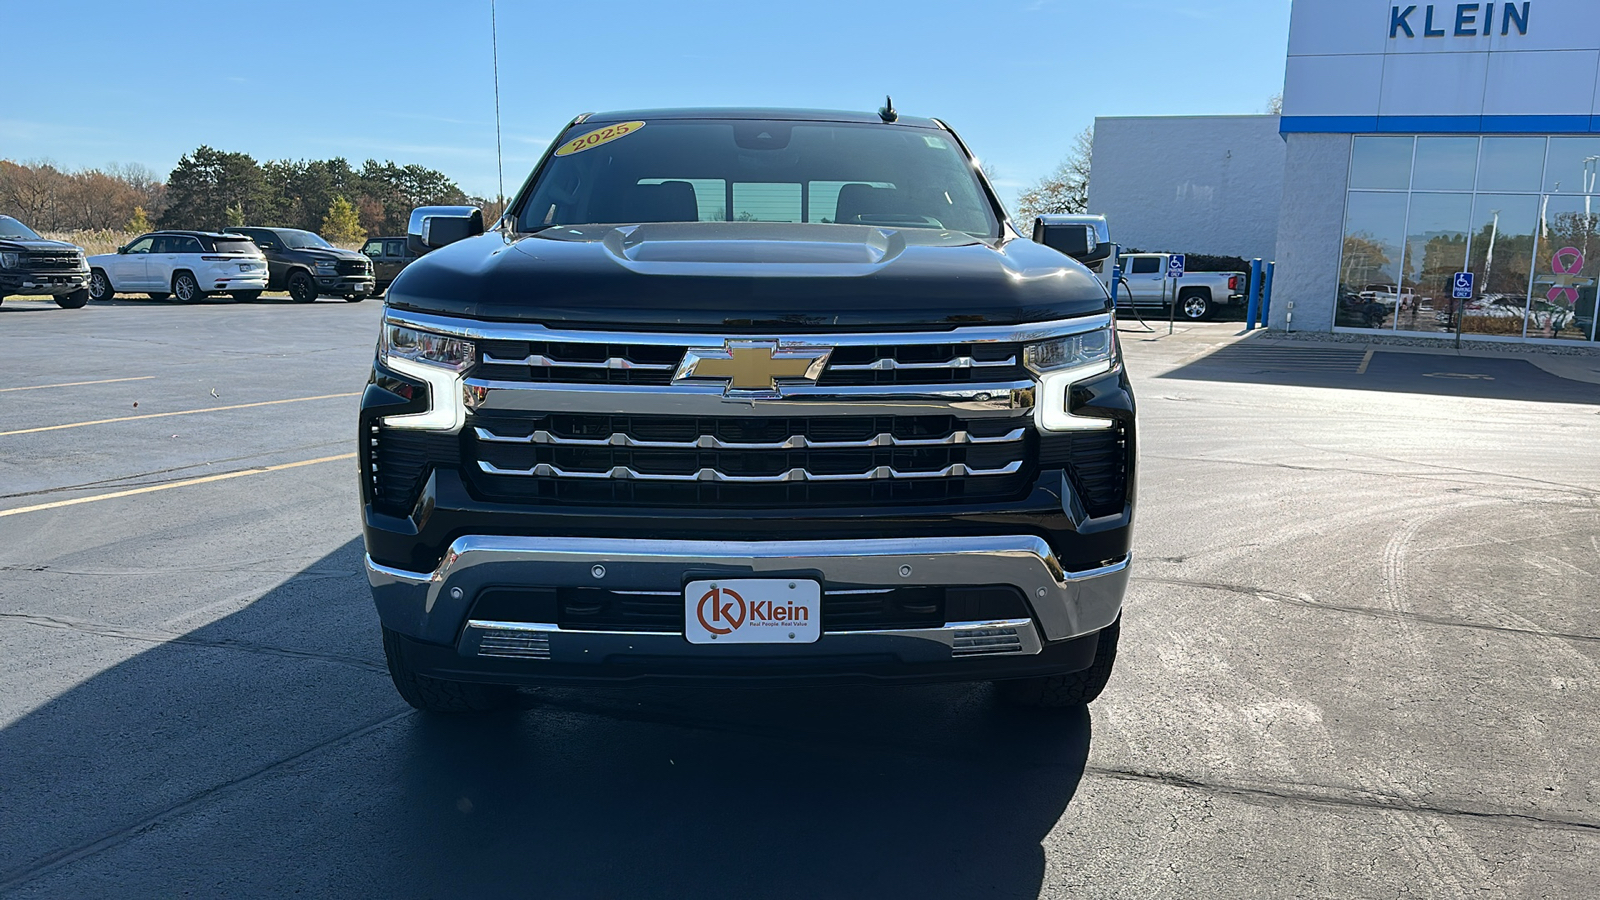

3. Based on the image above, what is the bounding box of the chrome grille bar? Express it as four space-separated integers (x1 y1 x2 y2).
829 356 1017 372
474 425 1027 450
478 459 1024 482
482 352 675 371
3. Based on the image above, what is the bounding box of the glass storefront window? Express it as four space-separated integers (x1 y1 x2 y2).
1543 137 1600 194
1349 136 1414 190
1462 195 1539 337
1335 133 1596 343
1336 191 1409 329
1477 138 1547 193
1412 137 1479 191
1398 193 1473 334
1532 196 1600 341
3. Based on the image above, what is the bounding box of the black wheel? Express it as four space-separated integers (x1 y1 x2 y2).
56 289 90 309
287 270 318 303
345 294 366 303
88 269 114 302
232 290 262 302
995 618 1120 709
1178 289 1211 321
148 292 170 301
382 627 516 713
173 271 203 303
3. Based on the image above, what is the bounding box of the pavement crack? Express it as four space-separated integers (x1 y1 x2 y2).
0 611 385 673
1086 765 1600 834
0 708 412 893
1133 575 1600 645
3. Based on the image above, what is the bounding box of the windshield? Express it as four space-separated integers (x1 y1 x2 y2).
280 230 333 250
517 119 1000 238
0 216 43 241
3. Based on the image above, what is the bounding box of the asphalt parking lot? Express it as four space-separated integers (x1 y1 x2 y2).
2 296 1597 898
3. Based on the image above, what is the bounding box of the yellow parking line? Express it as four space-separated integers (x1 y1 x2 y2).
0 453 357 518
0 392 360 437
0 376 156 394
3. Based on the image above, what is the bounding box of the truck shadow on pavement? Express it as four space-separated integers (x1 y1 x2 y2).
0 538 1091 899
1157 333 1600 405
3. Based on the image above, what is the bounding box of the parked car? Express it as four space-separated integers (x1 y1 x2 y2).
86 231 268 303
224 227 375 303
360 235 423 295
0 215 91 308
1359 283 1416 308
1103 252 1246 320
362 107 1134 715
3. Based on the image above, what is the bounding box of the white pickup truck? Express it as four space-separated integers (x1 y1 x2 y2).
1104 252 1247 321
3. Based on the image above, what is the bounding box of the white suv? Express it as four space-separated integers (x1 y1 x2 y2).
87 231 269 303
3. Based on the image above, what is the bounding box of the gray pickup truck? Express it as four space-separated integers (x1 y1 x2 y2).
0 216 90 308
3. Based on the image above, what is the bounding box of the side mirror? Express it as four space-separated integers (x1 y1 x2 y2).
116 245 128 254
408 206 484 254
1032 218 1111 263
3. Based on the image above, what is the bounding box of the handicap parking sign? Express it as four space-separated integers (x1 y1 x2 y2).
1451 271 1474 300
1166 254 1186 279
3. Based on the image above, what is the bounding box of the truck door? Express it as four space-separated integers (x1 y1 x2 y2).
1124 255 1167 305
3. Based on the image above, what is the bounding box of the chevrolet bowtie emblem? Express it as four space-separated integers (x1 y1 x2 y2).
675 341 833 394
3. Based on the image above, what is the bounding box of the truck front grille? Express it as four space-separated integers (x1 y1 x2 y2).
466 412 1035 507
474 339 1028 388
336 259 370 276
20 251 84 271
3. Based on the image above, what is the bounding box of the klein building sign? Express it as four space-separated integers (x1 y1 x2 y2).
1390 3 1530 39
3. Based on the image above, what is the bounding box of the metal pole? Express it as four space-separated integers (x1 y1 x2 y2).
1261 261 1275 329
1247 258 1263 330
1107 243 1120 307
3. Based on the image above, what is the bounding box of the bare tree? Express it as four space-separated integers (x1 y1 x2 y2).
1266 93 1284 115
1016 127 1092 222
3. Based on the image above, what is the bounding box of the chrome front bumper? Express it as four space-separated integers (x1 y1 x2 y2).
367 536 1129 659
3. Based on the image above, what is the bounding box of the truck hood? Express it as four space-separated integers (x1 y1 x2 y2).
385 222 1110 331
0 238 83 253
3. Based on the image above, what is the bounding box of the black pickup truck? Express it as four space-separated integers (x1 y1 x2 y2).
361 108 1135 713
224 227 374 302
0 215 90 308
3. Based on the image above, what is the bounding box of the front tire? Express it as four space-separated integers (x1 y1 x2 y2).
287 271 318 304
56 289 90 309
232 290 262 302
995 618 1120 709
1178 289 1211 321
382 627 517 713
88 269 114 302
173 272 203 303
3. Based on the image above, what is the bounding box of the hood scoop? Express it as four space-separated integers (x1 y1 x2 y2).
597 222 910 268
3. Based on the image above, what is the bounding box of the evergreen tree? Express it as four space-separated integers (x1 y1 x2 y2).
159 146 270 231
321 195 365 244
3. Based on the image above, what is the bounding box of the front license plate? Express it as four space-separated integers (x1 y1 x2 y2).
685 579 821 645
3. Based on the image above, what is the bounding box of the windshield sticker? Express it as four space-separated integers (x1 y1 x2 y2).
922 136 949 150
554 121 646 157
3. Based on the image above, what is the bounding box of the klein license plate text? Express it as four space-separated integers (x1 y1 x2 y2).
684 579 821 645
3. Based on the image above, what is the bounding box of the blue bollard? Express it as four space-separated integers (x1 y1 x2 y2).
1247 258 1263 330
1107 244 1121 308
1261 261 1276 328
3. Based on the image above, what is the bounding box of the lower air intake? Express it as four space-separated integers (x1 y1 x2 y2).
476 628 551 660
950 624 1025 656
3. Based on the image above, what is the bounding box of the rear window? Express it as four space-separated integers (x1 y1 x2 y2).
518 119 999 237
208 236 264 256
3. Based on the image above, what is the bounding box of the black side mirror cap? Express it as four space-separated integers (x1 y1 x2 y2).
1033 218 1111 263
408 206 485 254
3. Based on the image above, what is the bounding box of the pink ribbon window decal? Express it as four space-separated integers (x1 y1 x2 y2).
1546 247 1590 305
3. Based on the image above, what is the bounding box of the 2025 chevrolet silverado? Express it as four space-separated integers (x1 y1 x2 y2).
360 108 1136 713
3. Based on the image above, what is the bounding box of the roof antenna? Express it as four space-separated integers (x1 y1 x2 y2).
878 95 898 123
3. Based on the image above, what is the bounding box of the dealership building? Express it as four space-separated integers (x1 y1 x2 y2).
1089 0 1600 346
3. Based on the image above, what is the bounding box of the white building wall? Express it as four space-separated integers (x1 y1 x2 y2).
1087 116 1285 262
1268 133 1351 333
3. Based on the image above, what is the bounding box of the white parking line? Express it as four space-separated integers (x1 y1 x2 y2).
0 453 357 518
0 376 156 394
0 392 360 437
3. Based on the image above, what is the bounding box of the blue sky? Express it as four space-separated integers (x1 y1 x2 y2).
2 0 1291 208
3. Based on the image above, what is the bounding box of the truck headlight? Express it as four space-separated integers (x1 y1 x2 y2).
1024 324 1117 432
379 322 474 372
315 260 338 274
0 251 18 269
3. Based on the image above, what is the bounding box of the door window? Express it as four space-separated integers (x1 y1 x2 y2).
362 240 383 258
386 239 407 258
149 235 174 254
1129 257 1162 275
124 236 154 254
171 236 204 254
